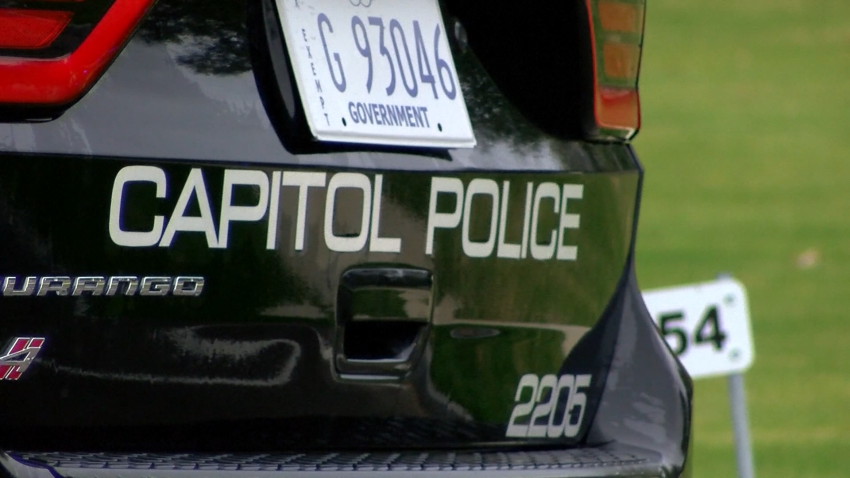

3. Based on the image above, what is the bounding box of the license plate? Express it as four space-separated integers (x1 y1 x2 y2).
276 0 476 149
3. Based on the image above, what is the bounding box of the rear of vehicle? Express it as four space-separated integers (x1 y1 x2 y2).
0 0 692 477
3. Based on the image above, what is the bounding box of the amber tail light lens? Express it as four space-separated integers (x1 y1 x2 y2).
585 0 645 140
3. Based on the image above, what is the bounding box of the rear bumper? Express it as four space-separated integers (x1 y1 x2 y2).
3 444 666 478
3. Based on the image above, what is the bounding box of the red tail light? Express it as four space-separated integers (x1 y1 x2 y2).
585 0 645 140
0 10 73 50
0 0 155 110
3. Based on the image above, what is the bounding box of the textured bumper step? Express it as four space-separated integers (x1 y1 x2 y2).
3 445 663 478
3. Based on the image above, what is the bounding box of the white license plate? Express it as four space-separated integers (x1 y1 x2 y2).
276 0 476 149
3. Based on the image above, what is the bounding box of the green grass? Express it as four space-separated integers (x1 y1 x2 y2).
634 0 850 476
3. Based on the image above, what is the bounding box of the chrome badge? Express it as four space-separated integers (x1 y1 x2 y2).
0 337 45 380
1 276 205 297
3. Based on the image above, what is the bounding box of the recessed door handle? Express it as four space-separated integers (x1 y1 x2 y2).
335 265 434 380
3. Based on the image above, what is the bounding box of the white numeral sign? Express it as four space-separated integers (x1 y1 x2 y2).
643 278 755 379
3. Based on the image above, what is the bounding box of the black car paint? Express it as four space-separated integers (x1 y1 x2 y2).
0 0 691 475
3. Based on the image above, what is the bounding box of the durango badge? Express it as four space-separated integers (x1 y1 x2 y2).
1 276 205 297
0 337 45 380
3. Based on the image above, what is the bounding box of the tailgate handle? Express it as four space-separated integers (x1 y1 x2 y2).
335 265 434 380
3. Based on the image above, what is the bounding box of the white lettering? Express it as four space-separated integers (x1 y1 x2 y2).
556 185 583 261
159 169 219 248
520 182 533 259
496 180 521 259
105 168 583 261
425 177 464 256
369 174 402 253
462 179 499 258
217 170 270 248
109 166 167 247
530 182 559 260
282 171 327 251
266 171 282 250
324 173 371 252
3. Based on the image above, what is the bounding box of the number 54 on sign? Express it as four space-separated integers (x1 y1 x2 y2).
643 278 755 380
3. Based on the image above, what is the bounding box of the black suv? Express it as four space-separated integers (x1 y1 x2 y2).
0 0 692 476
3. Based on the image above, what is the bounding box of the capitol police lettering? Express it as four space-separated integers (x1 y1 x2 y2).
108 166 583 260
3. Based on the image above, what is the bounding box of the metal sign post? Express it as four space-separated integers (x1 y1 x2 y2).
643 276 756 478
727 373 755 478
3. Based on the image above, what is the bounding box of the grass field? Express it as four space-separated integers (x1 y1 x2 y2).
634 0 850 476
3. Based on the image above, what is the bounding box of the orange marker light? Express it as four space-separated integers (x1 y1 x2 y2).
585 0 645 139
598 1 643 33
602 43 640 81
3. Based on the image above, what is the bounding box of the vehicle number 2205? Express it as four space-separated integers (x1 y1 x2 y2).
506 373 592 438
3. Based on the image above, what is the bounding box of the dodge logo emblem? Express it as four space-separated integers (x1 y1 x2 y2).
0 337 45 380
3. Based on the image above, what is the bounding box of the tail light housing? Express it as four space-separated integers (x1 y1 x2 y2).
0 0 155 116
584 0 646 140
